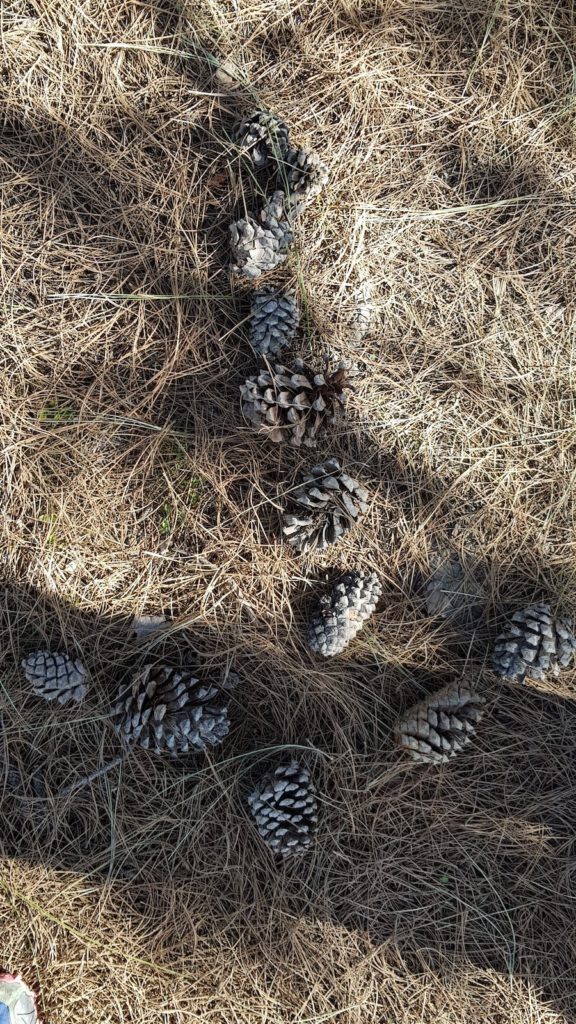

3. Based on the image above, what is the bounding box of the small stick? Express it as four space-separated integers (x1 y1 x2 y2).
56 753 128 798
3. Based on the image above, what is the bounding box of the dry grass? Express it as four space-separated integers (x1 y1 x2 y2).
1 0 576 1020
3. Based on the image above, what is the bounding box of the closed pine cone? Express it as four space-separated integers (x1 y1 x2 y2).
21 650 88 705
249 287 299 358
424 546 467 619
240 359 354 447
492 603 576 683
308 571 382 657
114 663 237 756
284 147 329 209
247 760 318 858
234 111 290 169
394 680 485 764
282 458 369 553
230 191 293 279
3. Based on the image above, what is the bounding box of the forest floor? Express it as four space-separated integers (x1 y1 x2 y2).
1 1 576 1021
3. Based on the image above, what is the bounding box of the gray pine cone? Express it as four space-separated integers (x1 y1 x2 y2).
424 544 487 625
21 650 88 705
240 359 354 447
249 287 299 358
424 547 467 619
247 760 318 858
114 663 237 756
394 680 485 764
349 280 375 344
230 190 294 279
282 458 369 553
284 147 329 209
234 110 290 169
492 603 576 683
308 571 382 657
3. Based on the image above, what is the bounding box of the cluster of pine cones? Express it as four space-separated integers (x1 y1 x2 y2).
227 107 575 852
16 597 576 859
7 107 576 863
230 111 329 279
230 110 368 553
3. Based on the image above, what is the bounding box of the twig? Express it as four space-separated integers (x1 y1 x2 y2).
56 754 128 799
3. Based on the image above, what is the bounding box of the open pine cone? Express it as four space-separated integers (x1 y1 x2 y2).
21 650 88 705
492 603 576 683
230 191 294 279
240 359 354 447
308 570 382 656
247 760 318 858
234 110 290 169
282 458 369 553
394 679 485 764
114 663 237 756
249 287 299 358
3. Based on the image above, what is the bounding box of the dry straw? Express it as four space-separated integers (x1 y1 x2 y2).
1 0 576 1022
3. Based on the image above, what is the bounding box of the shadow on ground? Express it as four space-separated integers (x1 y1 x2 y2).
1 577 575 1022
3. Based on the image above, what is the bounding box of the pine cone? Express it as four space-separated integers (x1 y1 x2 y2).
234 111 290 169
247 760 318 858
230 191 294 279
492 603 576 683
113 663 236 756
424 547 466 619
249 287 299 358
394 680 485 764
282 458 369 553
21 650 88 705
308 571 382 657
349 281 374 344
240 359 354 447
284 148 329 209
